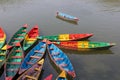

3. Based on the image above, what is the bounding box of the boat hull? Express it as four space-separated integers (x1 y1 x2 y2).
38 33 93 41
17 59 44 80
0 27 6 49
47 40 76 78
23 25 39 53
18 40 47 74
8 24 28 46
54 41 116 50
5 43 24 80
56 12 79 22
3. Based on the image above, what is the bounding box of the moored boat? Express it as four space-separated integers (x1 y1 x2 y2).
18 39 47 74
0 27 6 49
0 45 12 69
8 24 28 46
47 40 76 78
56 70 67 80
23 25 39 52
54 41 116 50
38 33 93 41
56 12 79 22
5 42 24 80
17 59 44 80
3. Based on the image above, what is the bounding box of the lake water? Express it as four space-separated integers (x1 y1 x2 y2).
0 0 120 80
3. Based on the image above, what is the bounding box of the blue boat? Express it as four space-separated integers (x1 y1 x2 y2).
18 39 47 74
17 59 44 80
47 40 76 78
56 12 79 22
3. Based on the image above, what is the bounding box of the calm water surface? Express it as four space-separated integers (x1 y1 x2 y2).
0 0 120 80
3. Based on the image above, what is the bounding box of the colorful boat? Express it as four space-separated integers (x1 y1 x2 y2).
8 24 28 46
47 40 76 78
56 12 79 22
38 33 93 41
54 41 116 50
5 42 24 80
23 25 39 52
0 45 12 69
0 27 6 49
17 59 44 80
44 74 53 80
18 40 47 74
56 70 67 80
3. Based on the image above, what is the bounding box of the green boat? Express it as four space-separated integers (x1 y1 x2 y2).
54 41 116 50
5 42 24 80
8 24 28 46
0 45 12 69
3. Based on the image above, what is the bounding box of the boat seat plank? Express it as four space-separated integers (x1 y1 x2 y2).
17 34 25 36
27 62 34 65
22 30 26 32
14 38 23 40
34 50 41 53
35 68 40 71
11 56 23 58
15 50 22 52
30 56 40 59
59 63 68 67
51 52 59 56
7 69 18 71
34 50 43 54
25 75 36 80
7 62 21 64
54 58 63 61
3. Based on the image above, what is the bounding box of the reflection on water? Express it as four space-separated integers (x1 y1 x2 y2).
56 16 78 25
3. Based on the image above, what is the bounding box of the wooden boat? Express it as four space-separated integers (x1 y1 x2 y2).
17 59 44 80
56 70 67 80
47 40 76 78
56 12 79 22
5 42 24 80
38 33 93 41
18 39 47 74
23 25 39 52
44 74 53 80
0 27 6 49
54 41 116 50
0 45 12 69
8 24 28 46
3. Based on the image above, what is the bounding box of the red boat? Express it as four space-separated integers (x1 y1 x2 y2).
38 33 93 41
